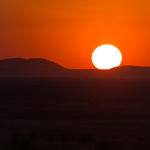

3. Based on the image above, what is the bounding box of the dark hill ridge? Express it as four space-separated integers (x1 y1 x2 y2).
0 58 150 78
69 66 150 78
110 65 150 78
0 58 66 77
0 58 65 70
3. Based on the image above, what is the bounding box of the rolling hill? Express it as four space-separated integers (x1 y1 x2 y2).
0 58 149 78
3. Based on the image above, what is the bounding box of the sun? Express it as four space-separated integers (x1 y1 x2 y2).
92 44 122 70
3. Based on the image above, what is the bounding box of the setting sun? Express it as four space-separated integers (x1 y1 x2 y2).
92 45 122 70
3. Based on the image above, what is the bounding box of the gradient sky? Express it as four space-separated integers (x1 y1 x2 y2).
0 0 150 68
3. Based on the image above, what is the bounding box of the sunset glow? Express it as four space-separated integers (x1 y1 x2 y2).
0 0 150 68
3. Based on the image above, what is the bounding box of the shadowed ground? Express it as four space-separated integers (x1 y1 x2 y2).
0 78 149 149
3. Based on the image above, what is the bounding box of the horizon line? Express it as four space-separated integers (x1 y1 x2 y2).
0 57 150 70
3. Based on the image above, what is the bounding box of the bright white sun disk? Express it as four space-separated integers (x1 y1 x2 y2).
92 45 122 70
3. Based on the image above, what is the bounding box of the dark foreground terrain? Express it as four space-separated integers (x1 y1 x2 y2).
0 78 150 150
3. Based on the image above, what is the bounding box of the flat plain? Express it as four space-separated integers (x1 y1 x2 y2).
0 78 150 150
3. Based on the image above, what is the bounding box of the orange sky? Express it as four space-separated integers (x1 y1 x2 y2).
0 0 150 68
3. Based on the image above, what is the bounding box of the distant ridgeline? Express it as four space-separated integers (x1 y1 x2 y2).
0 58 149 78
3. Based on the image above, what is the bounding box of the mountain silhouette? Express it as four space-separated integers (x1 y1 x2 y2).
0 58 66 77
0 58 150 78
